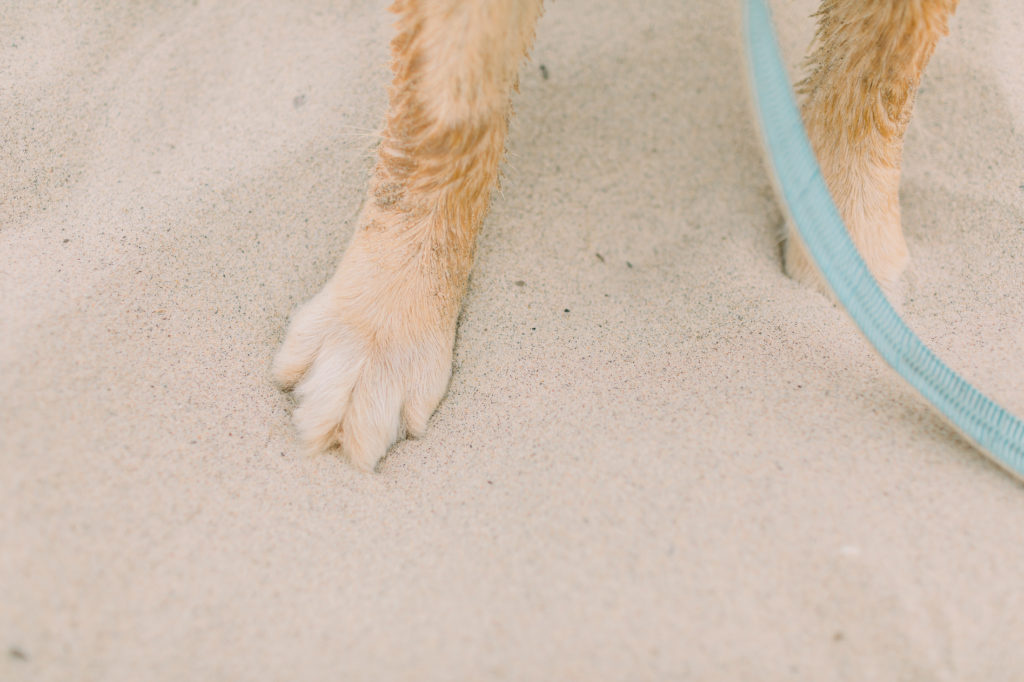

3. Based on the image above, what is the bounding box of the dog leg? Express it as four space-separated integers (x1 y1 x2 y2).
274 0 543 470
786 0 958 294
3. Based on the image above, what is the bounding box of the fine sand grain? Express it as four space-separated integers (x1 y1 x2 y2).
3 1 1023 679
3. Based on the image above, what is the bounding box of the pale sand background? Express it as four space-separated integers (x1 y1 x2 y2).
3 0 1024 679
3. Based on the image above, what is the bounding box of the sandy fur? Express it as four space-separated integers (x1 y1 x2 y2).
274 0 544 470
788 0 959 293
276 0 957 469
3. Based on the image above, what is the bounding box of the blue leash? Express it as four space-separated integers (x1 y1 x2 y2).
743 0 1024 479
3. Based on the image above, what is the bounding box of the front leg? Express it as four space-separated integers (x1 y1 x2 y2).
274 0 543 470
787 0 959 294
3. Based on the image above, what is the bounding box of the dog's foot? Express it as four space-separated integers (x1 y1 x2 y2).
784 219 909 304
273 238 456 471
783 227 833 298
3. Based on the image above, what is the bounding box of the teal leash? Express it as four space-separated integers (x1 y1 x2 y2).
743 0 1024 479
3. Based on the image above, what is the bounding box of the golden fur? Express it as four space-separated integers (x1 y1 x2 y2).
789 0 959 290
274 0 957 470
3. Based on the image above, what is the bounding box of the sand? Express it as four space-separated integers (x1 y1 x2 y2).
3 0 1024 679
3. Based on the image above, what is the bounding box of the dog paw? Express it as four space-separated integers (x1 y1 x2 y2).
783 227 833 298
273 245 456 470
784 218 908 304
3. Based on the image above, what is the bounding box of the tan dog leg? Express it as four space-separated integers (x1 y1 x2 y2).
787 0 959 293
274 0 543 469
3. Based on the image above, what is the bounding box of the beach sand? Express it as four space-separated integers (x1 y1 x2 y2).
3 0 1023 678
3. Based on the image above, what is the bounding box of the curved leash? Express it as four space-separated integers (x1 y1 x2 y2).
743 0 1024 480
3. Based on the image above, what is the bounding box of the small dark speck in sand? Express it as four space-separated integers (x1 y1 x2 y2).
539 64 549 80
9 647 28 661
564 308 570 313
293 94 307 108
626 261 633 268
595 252 605 263
514 280 525 286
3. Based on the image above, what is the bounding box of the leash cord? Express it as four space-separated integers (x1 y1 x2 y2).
744 0 1024 479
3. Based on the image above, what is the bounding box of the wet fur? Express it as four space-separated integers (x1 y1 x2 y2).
274 0 958 470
